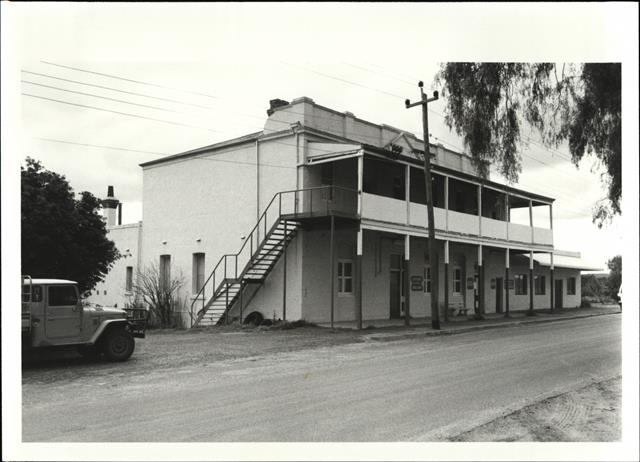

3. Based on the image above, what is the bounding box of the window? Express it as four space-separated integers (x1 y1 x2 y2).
515 274 528 295
567 277 576 295
160 255 171 290
22 285 43 303
104 290 107 295
126 266 133 292
48 285 78 306
192 253 205 294
320 163 334 186
392 176 404 200
453 267 462 293
338 260 353 294
534 275 546 295
424 266 431 293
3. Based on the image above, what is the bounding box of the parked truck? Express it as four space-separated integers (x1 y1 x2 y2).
21 276 147 361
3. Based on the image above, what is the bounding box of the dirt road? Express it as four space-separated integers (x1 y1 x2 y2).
22 314 621 441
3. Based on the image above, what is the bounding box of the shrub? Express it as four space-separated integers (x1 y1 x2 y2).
580 297 592 308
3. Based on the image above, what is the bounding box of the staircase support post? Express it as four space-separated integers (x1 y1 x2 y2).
239 280 244 324
329 214 335 329
225 282 229 325
283 220 287 321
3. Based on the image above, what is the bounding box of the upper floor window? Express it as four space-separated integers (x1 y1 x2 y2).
321 163 334 186
338 260 353 295
515 274 528 295
567 277 576 295
534 275 546 295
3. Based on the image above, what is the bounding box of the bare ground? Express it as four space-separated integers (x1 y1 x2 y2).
449 376 621 442
22 325 365 385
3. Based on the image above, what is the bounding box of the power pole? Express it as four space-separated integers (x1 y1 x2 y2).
406 81 440 330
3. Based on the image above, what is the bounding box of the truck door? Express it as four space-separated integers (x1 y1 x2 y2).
45 284 82 339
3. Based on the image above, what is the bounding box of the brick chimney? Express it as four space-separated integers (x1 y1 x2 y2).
266 98 290 116
102 185 120 227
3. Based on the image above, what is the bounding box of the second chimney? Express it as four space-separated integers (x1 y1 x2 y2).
102 185 120 227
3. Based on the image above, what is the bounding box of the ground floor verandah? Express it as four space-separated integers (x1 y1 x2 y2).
298 225 582 328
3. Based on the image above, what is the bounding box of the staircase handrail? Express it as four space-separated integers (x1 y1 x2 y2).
190 185 357 326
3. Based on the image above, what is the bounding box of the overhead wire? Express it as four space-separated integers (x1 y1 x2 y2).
21 93 223 133
22 80 182 114
41 60 221 100
25 62 592 211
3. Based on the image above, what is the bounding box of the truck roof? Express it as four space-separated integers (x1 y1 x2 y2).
22 278 77 285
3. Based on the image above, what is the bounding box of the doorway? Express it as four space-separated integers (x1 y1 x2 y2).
390 254 404 318
495 277 503 313
554 279 563 309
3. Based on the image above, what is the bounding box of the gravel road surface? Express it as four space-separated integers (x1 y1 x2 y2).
22 314 620 441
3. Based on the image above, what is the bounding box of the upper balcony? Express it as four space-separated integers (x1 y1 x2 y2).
304 148 554 248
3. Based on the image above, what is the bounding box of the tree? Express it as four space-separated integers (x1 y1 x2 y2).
131 262 185 328
21 157 119 292
435 63 621 227
606 255 622 301
581 274 606 301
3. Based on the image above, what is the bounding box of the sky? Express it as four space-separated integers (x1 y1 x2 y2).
5 3 630 271
2 3 638 460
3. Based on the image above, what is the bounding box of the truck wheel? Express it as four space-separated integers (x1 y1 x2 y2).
101 327 135 362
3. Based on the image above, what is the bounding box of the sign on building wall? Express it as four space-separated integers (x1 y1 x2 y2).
466 277 474 290
490 278 496 289
410 276 423 291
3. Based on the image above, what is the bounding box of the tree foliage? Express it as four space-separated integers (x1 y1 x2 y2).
435 63 621 226
21 157 119 292
606 255 622 300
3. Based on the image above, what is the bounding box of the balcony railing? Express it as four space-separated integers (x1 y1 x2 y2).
360 192 552 246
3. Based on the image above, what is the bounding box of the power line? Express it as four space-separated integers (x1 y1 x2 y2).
26 64 581 189
340 62 416 87
22 80 181 114
281 61 406 100
22 70 219 111
41 60 221 100
34 136 294 170
21 93 223 133
30 64 577 165
36 137 171 155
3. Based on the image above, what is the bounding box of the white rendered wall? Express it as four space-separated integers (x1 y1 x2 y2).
141 136 298 321
89 222 142 308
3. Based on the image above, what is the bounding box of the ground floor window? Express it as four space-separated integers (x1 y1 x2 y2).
160 254 171 290
567 277 576 295
453 267 462 293
534 275 546 295
126 266 133 292
515 274 528 295
424 266 431 293
338 259 353 295
192 253 205 294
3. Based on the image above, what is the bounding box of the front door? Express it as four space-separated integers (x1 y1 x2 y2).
390 254 403 318
45 284 82 339
554 279 563 309
495 277 503 313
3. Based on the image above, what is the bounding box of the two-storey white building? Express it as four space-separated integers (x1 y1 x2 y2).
91 96 598 327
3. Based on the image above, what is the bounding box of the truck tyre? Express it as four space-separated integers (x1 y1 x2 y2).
101 327 135 362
